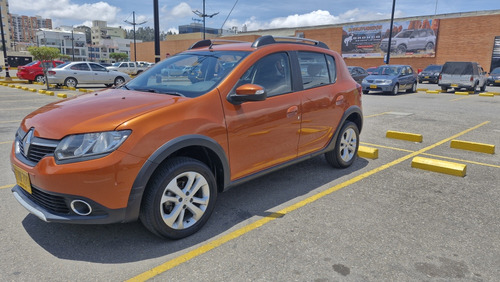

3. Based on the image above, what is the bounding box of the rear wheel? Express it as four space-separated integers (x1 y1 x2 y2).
479 83 486 92
140 157 217 239
64 77 78 88
325 121 359 168
406 82 417 93
35 75 45 84
441 86 448 91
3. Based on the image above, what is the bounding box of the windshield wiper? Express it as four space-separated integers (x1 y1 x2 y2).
132 88 185 97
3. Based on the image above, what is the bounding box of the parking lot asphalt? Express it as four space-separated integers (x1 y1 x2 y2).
1 82 499 281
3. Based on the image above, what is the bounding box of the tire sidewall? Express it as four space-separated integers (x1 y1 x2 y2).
141 157 217 239
326 121 359 168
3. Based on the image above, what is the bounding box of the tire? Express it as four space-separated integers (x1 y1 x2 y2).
441 86 448 91
362 90 369 94
391 83 399 95
425 42 434 52
140 157 218 239
479 83 486 92
104 84 113 88
64 77 78 88
406 82 417 93
35 75 45 84
396 44 407 55
325 121 359 168
114 76 125 86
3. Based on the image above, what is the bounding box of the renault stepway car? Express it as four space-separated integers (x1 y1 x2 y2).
361 64 417 95
11 36 363 239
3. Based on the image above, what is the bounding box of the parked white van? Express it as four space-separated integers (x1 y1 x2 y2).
438 61 487 92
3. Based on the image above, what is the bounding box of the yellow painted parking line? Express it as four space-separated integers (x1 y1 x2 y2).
127 121 490 282
1 184 14 190
1 141 12 145
450 96 470 102
0 120 21 124
364 112 388 118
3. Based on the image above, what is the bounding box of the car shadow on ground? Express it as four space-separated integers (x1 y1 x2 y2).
22 155 369 263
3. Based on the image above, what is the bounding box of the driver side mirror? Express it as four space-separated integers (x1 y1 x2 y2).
227 84 267 105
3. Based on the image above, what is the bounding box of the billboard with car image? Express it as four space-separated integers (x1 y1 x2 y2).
342 19 440 58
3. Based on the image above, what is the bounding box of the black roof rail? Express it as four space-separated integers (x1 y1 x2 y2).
189 39 248 50
251 35 329 49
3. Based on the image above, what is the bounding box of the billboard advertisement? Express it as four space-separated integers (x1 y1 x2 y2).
342 19 440 58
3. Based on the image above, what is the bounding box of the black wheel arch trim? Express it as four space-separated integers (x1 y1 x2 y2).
124 134 230 222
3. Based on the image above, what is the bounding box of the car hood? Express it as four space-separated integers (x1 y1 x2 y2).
365 74 397 80
22 88 188 139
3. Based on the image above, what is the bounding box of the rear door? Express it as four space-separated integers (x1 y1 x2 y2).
296 51 344 156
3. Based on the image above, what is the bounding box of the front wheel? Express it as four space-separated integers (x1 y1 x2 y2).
391 84 399 95
325 121 359 168
140 157 218 239
479 83 486 92
114 76 125 86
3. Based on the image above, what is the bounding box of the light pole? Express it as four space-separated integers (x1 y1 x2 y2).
193 0 219 40
124 11 146 62
71 29 75 61
385 0 397 64
0 6 11 80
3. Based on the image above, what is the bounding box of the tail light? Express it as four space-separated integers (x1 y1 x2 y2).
48 71 56 75
357 83 362 96
470 76 473 82
439 74 442 81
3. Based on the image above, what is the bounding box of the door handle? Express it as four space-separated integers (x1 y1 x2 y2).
287 105 299 117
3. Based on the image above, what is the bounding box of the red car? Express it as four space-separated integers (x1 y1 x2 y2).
16 60 65 83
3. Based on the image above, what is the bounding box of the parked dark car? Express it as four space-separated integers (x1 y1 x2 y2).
418 64 442 84
366 67 378 74
487 67 500 86
361 64 418 95
348 66 368 84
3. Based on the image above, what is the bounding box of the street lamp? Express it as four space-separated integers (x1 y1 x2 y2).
0 6 11 80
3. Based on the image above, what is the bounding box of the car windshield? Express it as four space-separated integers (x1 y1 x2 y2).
374 66 401 75
491 67 500 74
424 65 442 72
125 50 249 98
395 30 413 38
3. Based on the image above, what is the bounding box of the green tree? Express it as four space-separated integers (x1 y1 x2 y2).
109 52 129 62
27 46 63 89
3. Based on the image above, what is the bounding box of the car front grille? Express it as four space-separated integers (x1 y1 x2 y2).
25 186 71 214
16 128 59 165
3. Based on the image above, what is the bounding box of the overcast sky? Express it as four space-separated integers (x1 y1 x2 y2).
8 0 500 33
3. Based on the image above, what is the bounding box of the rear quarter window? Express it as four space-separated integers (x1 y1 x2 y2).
298 51 336 90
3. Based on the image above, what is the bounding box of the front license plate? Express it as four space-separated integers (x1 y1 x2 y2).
425 76 430 78
451 84 458 87
370 84 377 89
13 164 32 194
495 80 500 83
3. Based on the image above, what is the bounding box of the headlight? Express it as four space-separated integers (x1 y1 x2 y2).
362 78 368 84
55 130 131 162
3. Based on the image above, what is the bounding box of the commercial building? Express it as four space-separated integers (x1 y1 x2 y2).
36 27 87 61
134 9 500 72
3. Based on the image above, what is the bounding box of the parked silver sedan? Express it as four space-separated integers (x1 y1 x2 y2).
47 62 131 88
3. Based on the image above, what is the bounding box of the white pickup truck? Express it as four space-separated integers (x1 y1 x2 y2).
106 61 147 76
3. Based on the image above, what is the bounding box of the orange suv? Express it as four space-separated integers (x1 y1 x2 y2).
11 36 363 239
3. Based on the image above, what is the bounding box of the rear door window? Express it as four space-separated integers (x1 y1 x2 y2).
298 52 335 90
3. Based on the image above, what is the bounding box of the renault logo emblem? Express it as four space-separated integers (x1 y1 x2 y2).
22 128 34 157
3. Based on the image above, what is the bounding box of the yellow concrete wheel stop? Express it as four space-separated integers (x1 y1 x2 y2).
411 156 466 177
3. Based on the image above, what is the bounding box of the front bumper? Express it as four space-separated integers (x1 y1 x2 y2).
418 74 439 83
361 82 394 92
12 185 127 224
